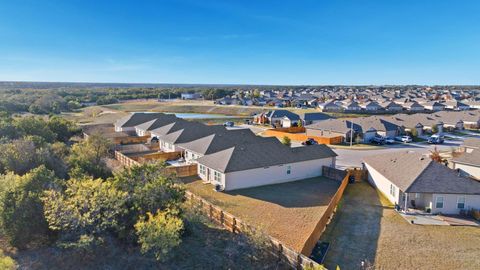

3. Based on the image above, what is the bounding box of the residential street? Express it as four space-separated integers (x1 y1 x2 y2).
333 141 462 169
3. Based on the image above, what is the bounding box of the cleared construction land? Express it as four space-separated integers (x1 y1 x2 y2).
320 181 480 270
183 176 341 253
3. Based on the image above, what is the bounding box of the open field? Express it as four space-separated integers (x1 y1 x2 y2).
183 176 341 253
320 181 480 270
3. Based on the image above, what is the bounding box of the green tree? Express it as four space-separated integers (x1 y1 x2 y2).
281 136 291 146
410 128 418 138
111 163 185 240
134 210 183 261
0 166 57 248
0 251 16 270
431 124 439 134
14 117 56 142
42 178 127 249
47 116 80 142
68 134 112 178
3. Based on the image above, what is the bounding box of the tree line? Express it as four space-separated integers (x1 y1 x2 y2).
0 114 282 269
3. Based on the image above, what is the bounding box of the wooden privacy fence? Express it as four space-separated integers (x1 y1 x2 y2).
300 172 349 255
137 151 182 163
322 166 348 181
185 190 326 270
161 164 198 177
115 151 198 177
263 129 343 145
115 151 140 167
114 135 150 145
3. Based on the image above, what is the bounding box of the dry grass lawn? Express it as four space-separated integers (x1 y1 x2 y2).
183 177 341 253
320 181 480 270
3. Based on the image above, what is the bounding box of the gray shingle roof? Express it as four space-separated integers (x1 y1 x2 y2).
176 129 262 155
452 149 480 167
197 141 337 173
115 112 166 128
364 151 480 194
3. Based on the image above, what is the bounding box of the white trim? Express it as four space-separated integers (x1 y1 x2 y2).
457 196 466 209
435 196 444 209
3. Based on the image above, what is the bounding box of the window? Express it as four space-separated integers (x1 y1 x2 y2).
287 165 291 175
199 165 206 175
389 184 396 197
214 171 221 183
415 193 420 199
436 196 444 209
457 196 465 209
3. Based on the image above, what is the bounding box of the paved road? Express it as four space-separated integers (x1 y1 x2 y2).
334 141 461 169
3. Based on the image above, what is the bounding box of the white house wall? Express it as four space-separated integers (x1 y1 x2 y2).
222 157 335 191
365 163 401 204
431 193 480 214
453 163 480 179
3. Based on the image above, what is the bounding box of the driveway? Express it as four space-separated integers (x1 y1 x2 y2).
334 141 461 169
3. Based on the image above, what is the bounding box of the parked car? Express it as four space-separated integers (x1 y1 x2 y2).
428 134 444 144
384 137 395 144
395 135 412 143
302 138 318 145
223 121 234 127
371 136 385 145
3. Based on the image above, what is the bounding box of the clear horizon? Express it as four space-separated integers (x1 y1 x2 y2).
1 0 479 85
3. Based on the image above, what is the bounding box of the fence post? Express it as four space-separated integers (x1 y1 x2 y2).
209 204 213 219
220 210 224 225
232 218 237 233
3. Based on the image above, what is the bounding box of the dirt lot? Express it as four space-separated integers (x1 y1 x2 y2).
183 177 341 253
320 181 480 270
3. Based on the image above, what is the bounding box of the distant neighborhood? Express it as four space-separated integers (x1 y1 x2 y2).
200 86 480 113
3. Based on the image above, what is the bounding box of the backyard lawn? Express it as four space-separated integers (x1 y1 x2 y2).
183 177 341 253
320 181 480 270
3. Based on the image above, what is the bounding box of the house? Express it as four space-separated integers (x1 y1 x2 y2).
150 120 226 152
114 113 165 133
265 110 301 127
360 101 382 111
403 102 425 112
343 101 362 111
442 100 470 110
176 129 262 164
302 113 331 125
364 151 480 214
196 140 337 190
134 114 179 137
181 93 201 100
423 101 446 111
306 116 402 143
318 101 343 112
380 101 404 112
452 138 480 180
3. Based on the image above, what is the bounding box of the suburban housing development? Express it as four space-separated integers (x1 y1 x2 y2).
114 112 337 191
364 151 480 214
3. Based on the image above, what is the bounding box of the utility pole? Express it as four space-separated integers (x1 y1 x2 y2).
350 120 354 147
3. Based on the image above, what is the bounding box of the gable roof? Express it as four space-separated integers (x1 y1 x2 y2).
303 112 331 121
197 142 337 173
266 110 301 120
364 151 480 194
115 112 165 128
134 114 179 131
176 129 262 155
160 122 226 144
452 149 480 167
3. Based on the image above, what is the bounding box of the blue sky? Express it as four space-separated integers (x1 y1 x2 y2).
0 0 479 85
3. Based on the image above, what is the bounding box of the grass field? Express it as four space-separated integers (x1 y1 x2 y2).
320 181 480 270
183 176 341 253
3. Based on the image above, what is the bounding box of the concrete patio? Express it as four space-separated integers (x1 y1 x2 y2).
399 212 480 226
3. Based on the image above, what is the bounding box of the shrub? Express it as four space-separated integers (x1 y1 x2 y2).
134 210 184 261
281 136 291 146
